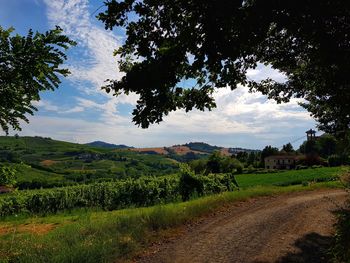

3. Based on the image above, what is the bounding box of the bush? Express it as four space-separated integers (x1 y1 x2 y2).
0 164 16 186
332 171 350 262
297 154 327 166
236 165 243 174
332 207 350 262
296 165 308 170
328 155 343 167
178 164 235 201
179 164 203 201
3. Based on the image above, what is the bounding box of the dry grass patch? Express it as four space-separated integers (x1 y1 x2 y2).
169 146 205 155
130 147 169 154
40 160 58 166
0 223 56 236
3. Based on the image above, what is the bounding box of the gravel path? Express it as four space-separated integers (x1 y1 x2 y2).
137 189 347 263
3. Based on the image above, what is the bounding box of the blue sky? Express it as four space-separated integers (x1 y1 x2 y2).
0 0 317 149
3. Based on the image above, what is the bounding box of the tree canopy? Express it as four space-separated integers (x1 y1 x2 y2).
0 26 75 134
261 145 279 163
98 0 350 135
282 143 294 153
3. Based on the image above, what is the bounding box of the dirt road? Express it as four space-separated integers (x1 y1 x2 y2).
138 189 347 263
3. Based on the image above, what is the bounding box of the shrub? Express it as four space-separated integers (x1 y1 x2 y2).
0 164 16 186
179 164 203 201
332 206 350 262
296 165 308 170
332 171 350 262
236 165 243 174
328 155 343 167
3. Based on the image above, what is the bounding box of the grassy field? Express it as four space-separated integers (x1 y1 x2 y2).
236 167 341 188
0 165 347 262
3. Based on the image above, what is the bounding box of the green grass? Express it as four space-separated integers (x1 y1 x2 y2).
236 167 341 188
0 181 343 263
9 163 69 188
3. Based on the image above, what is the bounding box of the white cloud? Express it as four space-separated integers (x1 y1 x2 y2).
158 86 313 138
32 100 59 112
247 63 287 83
44 0 124 94
28 0 316 149
43 0 140 119
61 106 85 114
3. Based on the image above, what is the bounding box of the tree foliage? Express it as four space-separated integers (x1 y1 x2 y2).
261 145 279 164
98 1 350 134
0 164 16 186
189 151 243 174
0 26 76 133
298 135 337 157
282 143 294 153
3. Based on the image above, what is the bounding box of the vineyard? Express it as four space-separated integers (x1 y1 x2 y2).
0 168 236 216
0 166 341 217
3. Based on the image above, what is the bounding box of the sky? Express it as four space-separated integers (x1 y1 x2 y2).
0 0 317 149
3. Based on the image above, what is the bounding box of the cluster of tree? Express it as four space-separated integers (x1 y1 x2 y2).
233 146 283 169
299 135 337 157
236 151 261 168
189 151 243 174
298 134 350 166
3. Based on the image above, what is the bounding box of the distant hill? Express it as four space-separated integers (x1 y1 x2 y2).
86 141 132 149
130 142 259 157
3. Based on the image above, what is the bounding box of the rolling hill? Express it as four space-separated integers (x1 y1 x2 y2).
0 136 179 189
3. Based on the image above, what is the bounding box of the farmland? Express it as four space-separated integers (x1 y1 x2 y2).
0 136 179 189
0 136 348 262
0 164 347 262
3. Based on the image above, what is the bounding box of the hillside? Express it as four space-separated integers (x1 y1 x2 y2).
0 136 261 189
0 136 179 189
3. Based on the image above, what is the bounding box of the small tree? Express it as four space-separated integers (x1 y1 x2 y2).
261 146 279 165
236 152 248 164
282 143 294 153
206 151 222 174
